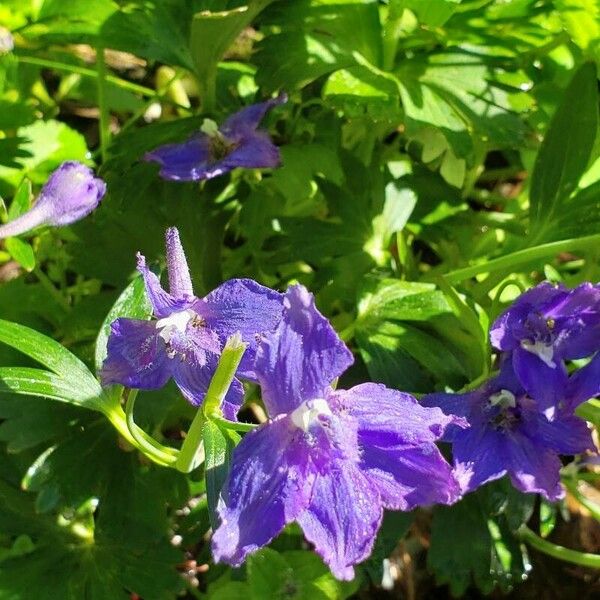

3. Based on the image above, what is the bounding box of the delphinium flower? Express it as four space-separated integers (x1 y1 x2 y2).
490 282 600 411
144 94 286 181
422 358 594 501
100 227 283 418
0 161 106 238
212 285 463 580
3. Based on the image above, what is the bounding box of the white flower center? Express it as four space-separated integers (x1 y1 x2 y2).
156 309 195 343
290 399 332 431
520 339 556 368
200 118 220 138
489 389 516 409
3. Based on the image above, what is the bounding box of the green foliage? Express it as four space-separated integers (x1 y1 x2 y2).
0 0 598 597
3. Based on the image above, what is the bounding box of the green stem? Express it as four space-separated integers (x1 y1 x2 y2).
563 479 600 522
212 415 257 432
200 68 217 114
439 233 600 284
518 526 600 569
16 54 156 97
175 333 247 473
576 399 600 427
123 390 178 466
34 267 70 312
96 45 110 163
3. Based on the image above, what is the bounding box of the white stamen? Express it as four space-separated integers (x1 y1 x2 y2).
156 309 195 343
200 118 220 138
290 399 332 431
520 339 556 368
489 389 516 409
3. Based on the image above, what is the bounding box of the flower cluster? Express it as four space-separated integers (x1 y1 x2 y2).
100 228 464 579
424 282 600 502
99 219 600 578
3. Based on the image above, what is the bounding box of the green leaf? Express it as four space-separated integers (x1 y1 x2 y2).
529 62 599 235
95 275 151 372
0 367 99 408
355 278 483 391
255 0 382 92
190 1 275 85
0 319 102 398
203 419 240 530
0 319 101 399
7 177 31 219
401 0 461 26
0 120 89 189
554 0 600 59
5 237 35 271
428 495 495 596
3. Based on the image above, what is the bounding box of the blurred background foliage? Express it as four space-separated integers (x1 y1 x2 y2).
0 0 599 598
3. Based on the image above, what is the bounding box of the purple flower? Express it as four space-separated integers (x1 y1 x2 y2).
422 359 594 502
144 94 286 181
490 282 600 411
100 227 283 419
212 285 462 580
0 161 106 238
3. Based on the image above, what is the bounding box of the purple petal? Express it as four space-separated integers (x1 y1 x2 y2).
512 346 567 412
505 430 564 501
545 282 600 320
100 318 170 389
220 94 287 137
340 383 464 445
490 303 531 351
169 327 244 418
566 352 600 411
212 414 314 566
136 253 193 318
144 134 217 181
359 443 461 510
254 285 354 417
219 132 281 170
520 410 594 456
452 426 508 494
200 278 284 379
296 462 382 581
165 227 194 300
0 161 106 238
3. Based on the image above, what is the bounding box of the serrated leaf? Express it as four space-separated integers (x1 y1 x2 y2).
529 62 599 235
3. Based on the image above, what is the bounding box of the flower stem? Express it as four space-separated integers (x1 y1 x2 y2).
175 333 247 473
518 526 600 569
96 45 110 163
563 479 600 522
212 415 257 432
123 389 178 466
438 233 600 284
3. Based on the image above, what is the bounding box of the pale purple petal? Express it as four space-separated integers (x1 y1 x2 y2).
200 278 284 379
0 161 105 238
165 227 194 300
505 431 565 501
255 285 353 417
512 346 567 411
452 426 508 494
212 414 314 566
100 318 170 389
220 93 287 137
136 253 192 318
296 462 383 581
144 134 214 181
